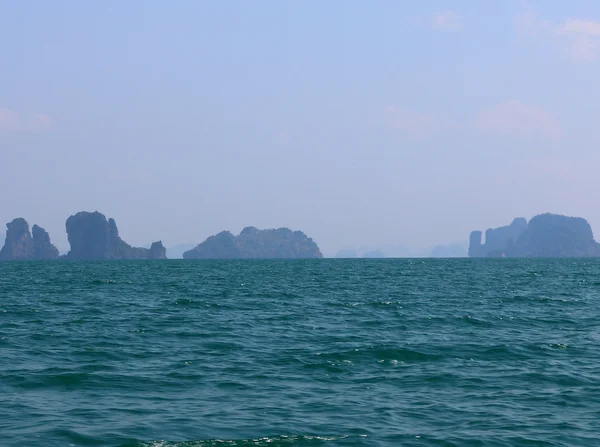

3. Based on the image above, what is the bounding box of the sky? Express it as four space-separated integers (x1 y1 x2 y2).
2 1 600 256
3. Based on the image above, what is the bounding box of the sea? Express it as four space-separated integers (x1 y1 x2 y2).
2 259 600 446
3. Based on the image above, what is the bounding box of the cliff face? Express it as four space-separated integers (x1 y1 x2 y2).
64 211 167 260
468 218 528 258
64 212 108 260
485 218 528 257
183 226 323 259
32 224 60 260
468 213 600 258
468 231 485 258
0 218 34 260
0 218 59 260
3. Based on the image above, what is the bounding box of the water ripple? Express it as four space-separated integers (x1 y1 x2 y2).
2 259 600 446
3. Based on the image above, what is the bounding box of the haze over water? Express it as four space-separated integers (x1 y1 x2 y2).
3 259 600 446
4 2 600 254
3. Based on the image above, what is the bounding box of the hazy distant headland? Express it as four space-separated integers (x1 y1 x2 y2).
430 243 468 258
469 213 600 258
0 212 322 261
335 243 467 258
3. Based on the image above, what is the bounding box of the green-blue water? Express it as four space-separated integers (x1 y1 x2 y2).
2 259 600 446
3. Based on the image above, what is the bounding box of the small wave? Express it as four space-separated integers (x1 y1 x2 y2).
126 435 351 447
7 371 91 389
304 346 440 369
90 279 121 285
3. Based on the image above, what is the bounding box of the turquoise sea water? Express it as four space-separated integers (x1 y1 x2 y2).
2 259 600 446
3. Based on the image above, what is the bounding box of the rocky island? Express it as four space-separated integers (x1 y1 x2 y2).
183 226 323 259
63 211 166 260
469 213 600 258
0 218 59 260
3 210 597 261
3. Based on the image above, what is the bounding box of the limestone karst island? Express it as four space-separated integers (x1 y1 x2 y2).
0 211 323 261
469 213 600 258
1 211 600 261
182 227 322 259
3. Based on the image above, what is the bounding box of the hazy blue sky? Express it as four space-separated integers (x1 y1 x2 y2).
2 1 600 255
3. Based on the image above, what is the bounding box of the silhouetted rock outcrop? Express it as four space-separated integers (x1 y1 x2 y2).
0 218 59 260
32 224 60 260
512 214 600 258
63 211 167 260
149 241 167 259
468 213 600 258
468 231 485 257
468 218 527 258
0 218 34 260
486 217 527 257
183 226 323 259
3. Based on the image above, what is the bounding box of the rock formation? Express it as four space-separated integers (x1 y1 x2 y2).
0 218 59 260
512 214 600 258
32 224 60 260
149 241 167 259
0 218 34 260
468 213 600 258
183 226 323 259
485 217 528 257
63 211 167 260
468 231 485 257
468 218 527 258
